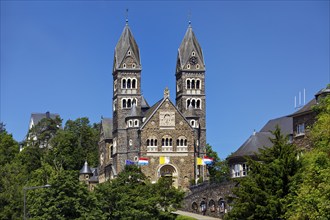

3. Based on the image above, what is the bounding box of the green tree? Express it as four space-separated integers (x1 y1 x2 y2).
286 95 330 220
27 116 62 148
95 165 183 220
226 127 300 220
0 125 19 166
206 143 230 182
45 118 99 170
26 166 102 220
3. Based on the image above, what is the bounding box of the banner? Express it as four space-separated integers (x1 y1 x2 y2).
125 159 135 165
159 156 170 165
197 157 205 165
138 157 149 166
203 156 214 165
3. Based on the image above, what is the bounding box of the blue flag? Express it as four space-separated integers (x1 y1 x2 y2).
125 160 135 165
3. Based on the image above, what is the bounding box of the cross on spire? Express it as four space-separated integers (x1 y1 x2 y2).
126 8 129 24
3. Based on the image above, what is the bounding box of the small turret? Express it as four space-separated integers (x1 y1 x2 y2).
79 161 93 183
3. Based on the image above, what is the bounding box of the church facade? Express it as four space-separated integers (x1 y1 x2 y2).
98 22 207 189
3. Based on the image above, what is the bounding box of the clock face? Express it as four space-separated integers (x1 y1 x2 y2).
189 56 198 65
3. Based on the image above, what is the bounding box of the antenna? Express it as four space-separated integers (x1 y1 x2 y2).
294 89 307 110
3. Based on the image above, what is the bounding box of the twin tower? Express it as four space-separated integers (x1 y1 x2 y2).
98 22 207 189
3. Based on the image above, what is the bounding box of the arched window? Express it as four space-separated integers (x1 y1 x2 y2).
122 79 126 89
184 139 187 146
177 139 179 146
191 99 196 108
209 200 216 212
127 79 131 89
132 99 137 105
134 120 139 127
191 79 195 89
169 139 172 146
196 80 200 89
197 99 201 109
122 99 127 108
151 139 154 146
147 139 150 146
132 79 136 88
187 80 191 89
166 138 169 146
180 139 184 146
187 99 191 108
162 138 165 146
127 99 132 108
218 199 225 213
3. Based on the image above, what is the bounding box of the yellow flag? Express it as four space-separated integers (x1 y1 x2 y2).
197 157 205 165
160 156 170 164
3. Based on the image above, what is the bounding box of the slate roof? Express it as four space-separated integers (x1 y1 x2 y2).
101 118 113 139
30 112 60 126
80 161 93 174
229 132 273 158
177 25 205 71
89 168 99 183
114 24 141 70
127 103 140 118
185 104 198 118
288 99 316 117
142 98 163 121
260 116 292 136
141 96 150 109
228 116 293 160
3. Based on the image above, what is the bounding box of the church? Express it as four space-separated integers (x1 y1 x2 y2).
97 21 207 189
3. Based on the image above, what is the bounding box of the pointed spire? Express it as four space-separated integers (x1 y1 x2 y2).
177 25 205 72
128 103 140 117
113 23 141 71
185 103 198 118
80 161 92 174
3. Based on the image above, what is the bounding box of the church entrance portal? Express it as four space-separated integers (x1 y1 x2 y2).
158 164 178 188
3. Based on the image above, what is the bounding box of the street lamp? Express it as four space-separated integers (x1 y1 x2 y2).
23 184 51 220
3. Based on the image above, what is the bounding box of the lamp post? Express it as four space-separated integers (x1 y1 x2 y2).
23 184 51 220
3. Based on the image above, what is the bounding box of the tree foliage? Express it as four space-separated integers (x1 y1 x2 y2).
286 95 330 220
226 127 300 220
95 165 184 220
206 144 230 183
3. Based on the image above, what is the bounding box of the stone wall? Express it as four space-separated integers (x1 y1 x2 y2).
181 181 236 219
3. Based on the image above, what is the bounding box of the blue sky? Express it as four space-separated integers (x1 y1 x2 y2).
1 1 329 159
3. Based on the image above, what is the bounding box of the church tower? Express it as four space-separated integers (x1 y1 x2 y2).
112 22 142 173
176 23 206 155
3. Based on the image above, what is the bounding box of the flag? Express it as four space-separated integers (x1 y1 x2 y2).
160 156 170 165
203 156 214 165
125 159 135 165
197 157 205 165
138 157 149 166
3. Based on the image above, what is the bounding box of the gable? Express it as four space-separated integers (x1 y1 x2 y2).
140 98 193 131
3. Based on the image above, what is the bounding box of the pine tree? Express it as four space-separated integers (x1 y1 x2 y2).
226 127 300 220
